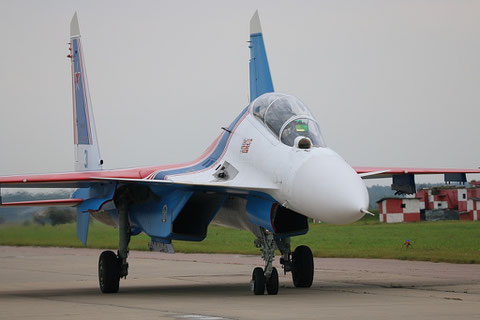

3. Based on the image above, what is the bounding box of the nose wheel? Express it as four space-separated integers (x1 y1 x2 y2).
266 266 279 294
251 229 315 295
251 266 279 295
251 267 265 295
251 228 279 295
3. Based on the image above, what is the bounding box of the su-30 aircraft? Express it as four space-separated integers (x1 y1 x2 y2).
1 11 480 295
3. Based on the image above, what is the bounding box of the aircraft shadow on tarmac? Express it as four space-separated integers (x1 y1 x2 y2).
2 282 334 298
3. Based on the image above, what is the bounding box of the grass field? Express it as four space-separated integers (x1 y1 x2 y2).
1 219 479 264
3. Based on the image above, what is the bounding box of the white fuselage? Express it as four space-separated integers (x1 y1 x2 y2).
169 110 369 225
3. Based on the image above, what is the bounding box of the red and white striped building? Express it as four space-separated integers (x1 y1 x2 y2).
378 185 480 223
464 197 480 221
377 197 421 223
415 187 467 212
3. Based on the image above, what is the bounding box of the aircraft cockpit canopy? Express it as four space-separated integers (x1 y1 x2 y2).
251 93 326 148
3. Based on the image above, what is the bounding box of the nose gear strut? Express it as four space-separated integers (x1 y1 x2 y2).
251 228 279 295
250 228 315 295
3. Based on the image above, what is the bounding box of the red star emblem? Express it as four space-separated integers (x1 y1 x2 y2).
75 72 80 89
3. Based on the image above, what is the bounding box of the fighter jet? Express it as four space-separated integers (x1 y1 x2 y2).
1 11 479 295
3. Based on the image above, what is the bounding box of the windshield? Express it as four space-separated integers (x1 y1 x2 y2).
251 93 326 147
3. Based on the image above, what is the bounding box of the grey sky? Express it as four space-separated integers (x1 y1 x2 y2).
1 0 479 185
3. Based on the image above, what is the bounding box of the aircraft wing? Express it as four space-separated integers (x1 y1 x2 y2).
92 177 278 192
0 168 279 207
0 168 158 188
0 168 151 207
355 166 480 179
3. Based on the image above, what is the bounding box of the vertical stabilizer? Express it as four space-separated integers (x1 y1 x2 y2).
249 10 274 102
69 13 103 171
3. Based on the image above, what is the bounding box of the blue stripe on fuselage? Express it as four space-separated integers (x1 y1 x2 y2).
72 38 90 145
154 106 249 180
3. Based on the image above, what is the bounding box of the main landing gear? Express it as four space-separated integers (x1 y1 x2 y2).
291 245 314 287
98 250 120 293
98 188 132 293
251 229 314 295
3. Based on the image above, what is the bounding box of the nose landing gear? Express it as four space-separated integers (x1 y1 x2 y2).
251 267 266 295
251 229 314 295
266 266 279 294
251 229 279 295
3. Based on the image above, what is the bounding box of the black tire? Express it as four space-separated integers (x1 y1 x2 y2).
98 250 120 293
252 267 265 295
266 267 279 295
292 245 314 288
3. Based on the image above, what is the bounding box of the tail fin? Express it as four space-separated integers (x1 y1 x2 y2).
249 11 274 102
69 13 103 172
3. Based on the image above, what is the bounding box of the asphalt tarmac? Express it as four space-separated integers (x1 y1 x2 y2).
1 246 479 319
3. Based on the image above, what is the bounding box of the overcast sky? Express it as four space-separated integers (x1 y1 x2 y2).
1 0 479 185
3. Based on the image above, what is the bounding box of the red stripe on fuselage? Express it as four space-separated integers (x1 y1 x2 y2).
0 110 251 185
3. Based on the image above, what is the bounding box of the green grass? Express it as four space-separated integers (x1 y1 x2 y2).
1 219 479 264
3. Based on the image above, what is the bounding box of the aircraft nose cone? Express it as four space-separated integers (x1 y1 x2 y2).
289 152 369 224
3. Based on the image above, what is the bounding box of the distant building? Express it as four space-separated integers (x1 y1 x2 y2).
378 184 480 223
465 197 480 221
415 187 467 211
377 197 421 223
